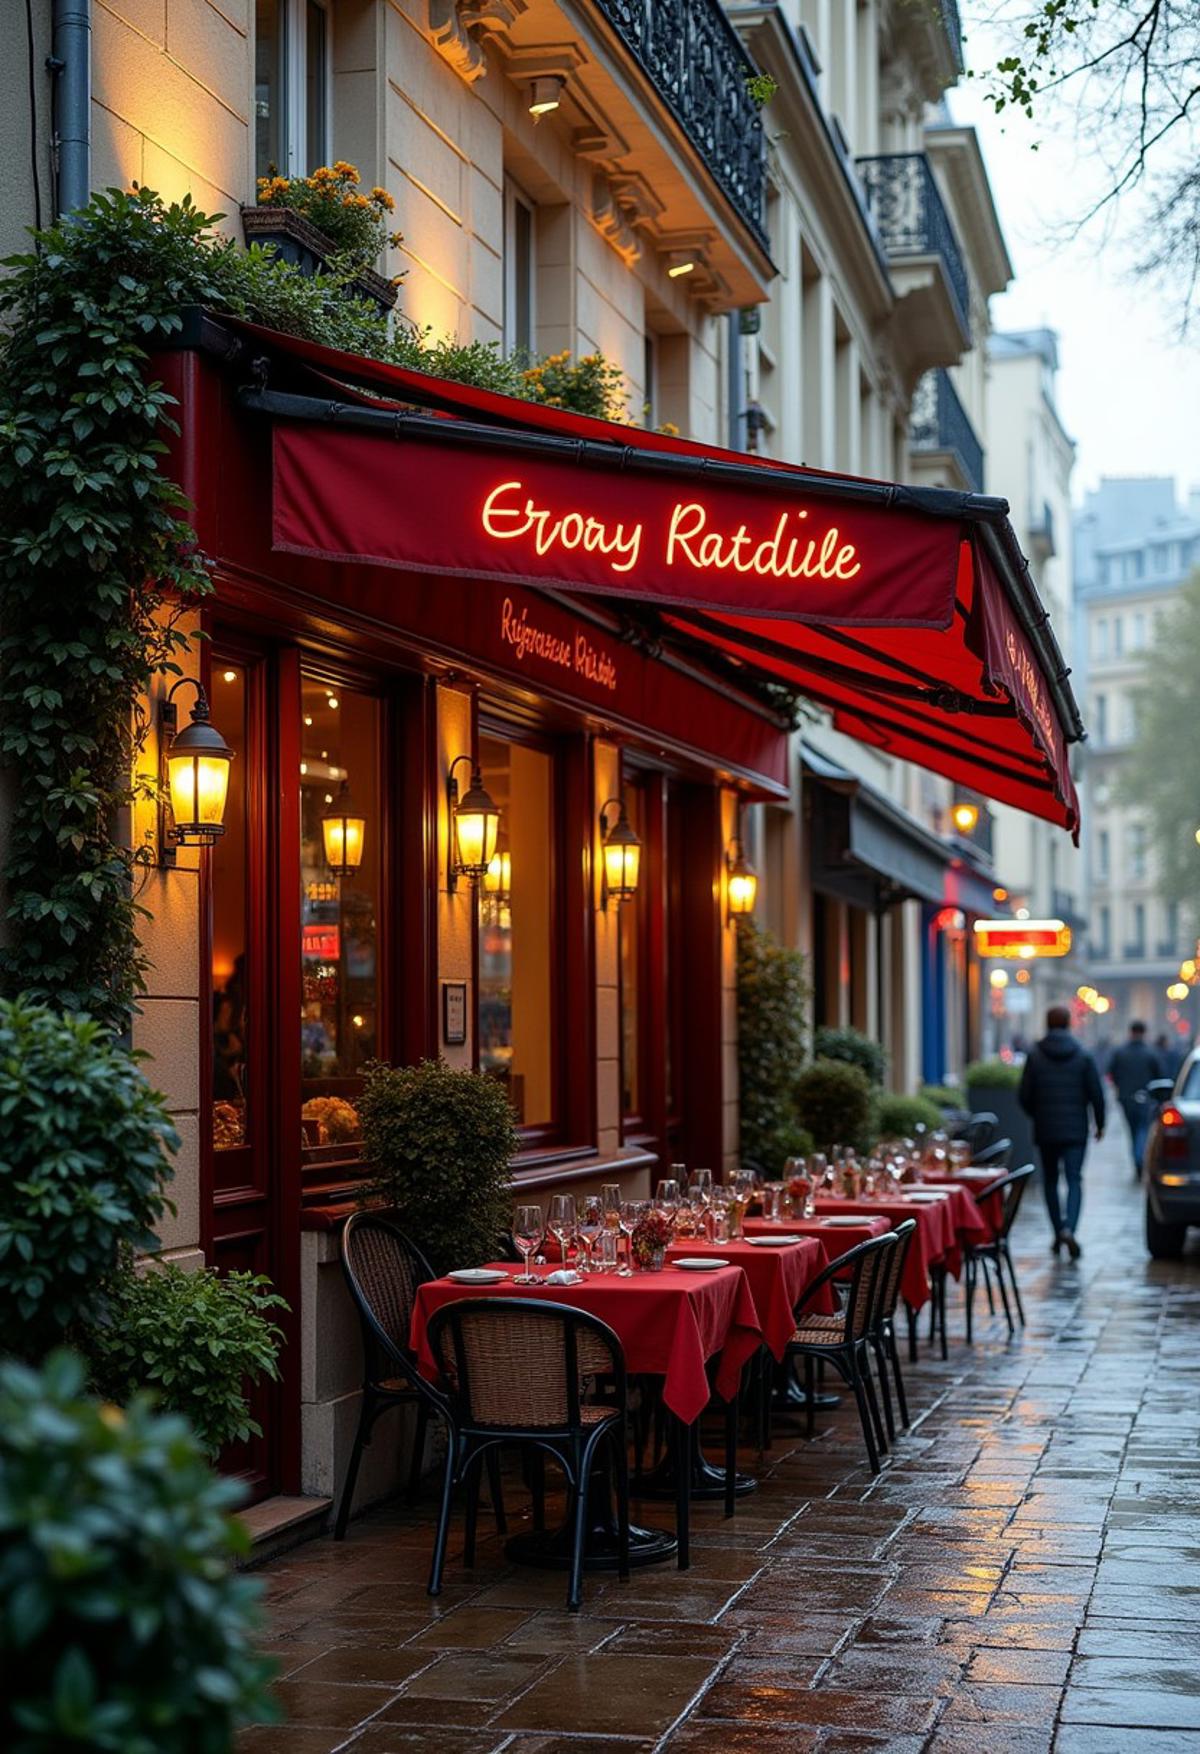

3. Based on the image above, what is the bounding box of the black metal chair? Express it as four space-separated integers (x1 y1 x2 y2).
974 1136 1013 1172
783 1231 897 1475
962 1111 999 1156
963 1164 1036 1341
871 1219 917 1439
425 1298 630 1612
336 1212 505 1541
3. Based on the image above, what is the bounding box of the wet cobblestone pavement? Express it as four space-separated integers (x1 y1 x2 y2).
243 1133 1200 1753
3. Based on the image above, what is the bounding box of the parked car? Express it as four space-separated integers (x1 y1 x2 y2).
1144 1062 1200 1258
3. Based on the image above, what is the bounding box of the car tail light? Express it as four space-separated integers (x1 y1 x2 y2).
1159 1106 1189 1163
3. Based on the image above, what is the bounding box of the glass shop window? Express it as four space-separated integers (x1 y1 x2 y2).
298 675 381 1157
255 0 331 180
211 666 251 1154
477 729 557 1130
620 783 644 1119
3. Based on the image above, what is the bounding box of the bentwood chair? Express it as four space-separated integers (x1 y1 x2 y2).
336 1213 506 1541
963 1164 1036 1341
870 1219 917 1440
784 1231 897 1475
425 1298 630 1612
974 1136 1014 1172
962 1111 1000 1157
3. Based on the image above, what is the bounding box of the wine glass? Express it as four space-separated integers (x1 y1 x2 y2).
618 1200 641 1275
690 1167 713 1205
579 1194 604 1273
548 1193 576 1268
655 1178 681 1218
512 1204 543 1285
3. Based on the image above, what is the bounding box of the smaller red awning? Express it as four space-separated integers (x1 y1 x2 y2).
215 317 1082 835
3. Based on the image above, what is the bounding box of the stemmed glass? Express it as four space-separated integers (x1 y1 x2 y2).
618 1201 641 1275
655 1179 681 1225
548 1193 576 1268
513 1204 544 1285
578 1195 605 1273
690 1167 713 1204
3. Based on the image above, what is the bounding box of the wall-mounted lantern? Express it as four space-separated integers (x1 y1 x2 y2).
950 799 980 835
447 754 501 889
160 679 233 865
321 780 366 877
484 847 512 900
598 796 642 910
528 75 564 117
726 837 758 922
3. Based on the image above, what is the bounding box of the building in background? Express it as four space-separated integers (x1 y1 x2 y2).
1075 477 1200 1036
983 329 1080 1048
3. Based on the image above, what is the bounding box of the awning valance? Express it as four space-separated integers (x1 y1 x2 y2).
804 745 949 906
210 316 1082 835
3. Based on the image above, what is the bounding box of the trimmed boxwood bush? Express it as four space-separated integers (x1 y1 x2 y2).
0 1350 276 1752
872 1093 944 1139
920 1083 964 1110
0 1001 175 1359
359 1058 517 1271
736 922 813 1176
85 1265 288 1457
964 1057 1023 1091
795 1059 874 1153
812 1025 887 1086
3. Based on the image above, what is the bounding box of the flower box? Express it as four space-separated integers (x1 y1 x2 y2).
240 205 398 312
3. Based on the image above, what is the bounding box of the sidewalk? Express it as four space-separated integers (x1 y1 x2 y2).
242 1132 1200 1753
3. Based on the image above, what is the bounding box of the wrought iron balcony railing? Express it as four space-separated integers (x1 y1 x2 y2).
590 0 769 253
855 152 970 333
909 367 985 493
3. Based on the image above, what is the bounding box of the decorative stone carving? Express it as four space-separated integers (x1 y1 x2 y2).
591 175 641 264
421 0 525 85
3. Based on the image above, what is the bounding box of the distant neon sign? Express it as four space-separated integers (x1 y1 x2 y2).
973 918 1071 959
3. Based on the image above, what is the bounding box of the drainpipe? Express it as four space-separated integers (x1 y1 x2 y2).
726 310 745 452
50 0 91 216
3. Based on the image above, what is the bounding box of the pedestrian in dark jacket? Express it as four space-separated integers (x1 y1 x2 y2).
1154 1032 1184 1086
1109 1022 1162 1178
1018 1006 1105 1258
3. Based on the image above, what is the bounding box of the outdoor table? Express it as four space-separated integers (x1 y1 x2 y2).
743 1213 890 1268
924 1167 1006 1234
807 1195 953 1311
665 1235 823 1362
410 1261 764 1571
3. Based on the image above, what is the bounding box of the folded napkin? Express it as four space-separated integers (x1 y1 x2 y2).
543 1269 583 1285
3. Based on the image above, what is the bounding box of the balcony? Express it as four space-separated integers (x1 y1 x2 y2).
909 367 984 494
1029 500 1056 558
590 0 769 255
856 152 971 372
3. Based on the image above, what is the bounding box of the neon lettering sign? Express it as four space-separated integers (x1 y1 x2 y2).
481 480 861 587
500 597 618 691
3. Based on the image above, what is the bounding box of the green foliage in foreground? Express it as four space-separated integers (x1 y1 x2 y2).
736 922 814 1176
0 1351 276 1753
0 1000 175 1358
964 1058 1023 1091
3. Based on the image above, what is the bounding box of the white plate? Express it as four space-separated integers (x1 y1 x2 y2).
821 1216 868 1227
674 1257 729 1271
446 1268 508 1284
905 1190 951 1200
747 1235 804 1246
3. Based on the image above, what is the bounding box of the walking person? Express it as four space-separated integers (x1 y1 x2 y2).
1018 1005 1105 1260
1154 1031 1184 1086
1109 1021 1162 1180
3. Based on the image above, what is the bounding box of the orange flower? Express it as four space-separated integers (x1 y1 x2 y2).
370 186 395 211
332 159 361 184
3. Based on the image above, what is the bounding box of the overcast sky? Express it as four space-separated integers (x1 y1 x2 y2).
950 23 1200 506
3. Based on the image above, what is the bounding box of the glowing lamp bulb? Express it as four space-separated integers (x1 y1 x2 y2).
321 781 366 876
726 842 758 919
166 691 233 845
951 800 980 835
450 762 501 882
484 848 512 898
600 799 642 907
989 969 1009 989
528 76 563 117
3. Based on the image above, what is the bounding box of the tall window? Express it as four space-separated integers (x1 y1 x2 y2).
1131 611 1146 650
1130 901 1146 956
619 783 645 1120
1094 618 1109 659
1113 616 1124 657
298 675 380 1156
1094 694 1107 744
503 180 535 356
1096 904 1111 958
643 333 658 428
478 729 557 1130
1095 828 1110 882
1127 821 1147 881
211 664 252 1154
255 0 331 179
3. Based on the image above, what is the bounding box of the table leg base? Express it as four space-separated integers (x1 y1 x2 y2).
635 1450 757 1501
505 1519 676 1572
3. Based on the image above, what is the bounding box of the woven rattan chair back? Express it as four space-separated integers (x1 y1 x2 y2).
847 1231 894 1338
876 1219 917 1323
341 1212 436 1367
428 1299 624 1432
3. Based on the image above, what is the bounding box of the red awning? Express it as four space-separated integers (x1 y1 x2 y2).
215 317 1082 834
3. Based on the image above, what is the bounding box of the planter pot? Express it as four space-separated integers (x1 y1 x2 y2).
967 1084 1035 1170
241 206 398 312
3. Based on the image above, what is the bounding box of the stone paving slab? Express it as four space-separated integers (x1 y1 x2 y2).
240 1131 1200 1752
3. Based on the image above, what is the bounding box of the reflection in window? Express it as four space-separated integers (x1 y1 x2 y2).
620 785 642 1117
211 665 250 1152
299 678 379 1153
254 0 284 180
478 732 555 1128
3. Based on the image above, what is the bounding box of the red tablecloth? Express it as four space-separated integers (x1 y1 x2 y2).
924 1169 1004 1235
744 1214 890 1265
807 1197 957 1310
410 1263 762 1425
666 1236 822 1361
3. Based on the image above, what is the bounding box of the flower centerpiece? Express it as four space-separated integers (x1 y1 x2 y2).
786 1172 811 1215
243 161 404 311
630 1208 674 1272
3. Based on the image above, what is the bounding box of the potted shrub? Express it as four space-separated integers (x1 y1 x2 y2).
85 1264 288 1457
964 1057 1034 1165
872 1092 944 1140
794 1059 874 1155
812 1025 887 1087
245 161 403 312
736 922 813 1175
0 1351 276 1750
358 1058 518 1273
0 1000 175 1362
